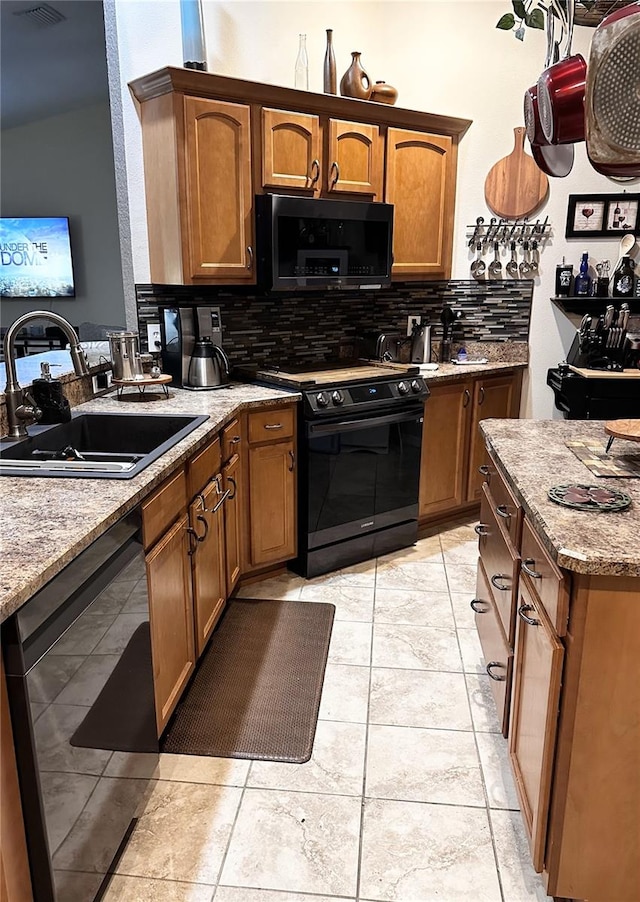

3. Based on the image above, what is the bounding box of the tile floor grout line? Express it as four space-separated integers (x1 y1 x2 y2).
207 754 253 896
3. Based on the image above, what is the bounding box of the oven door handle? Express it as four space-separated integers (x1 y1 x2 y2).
308 407 424 437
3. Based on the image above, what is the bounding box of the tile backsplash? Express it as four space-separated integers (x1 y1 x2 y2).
136 280 533 367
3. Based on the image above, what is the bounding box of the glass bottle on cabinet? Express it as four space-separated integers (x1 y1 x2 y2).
573 251 592 297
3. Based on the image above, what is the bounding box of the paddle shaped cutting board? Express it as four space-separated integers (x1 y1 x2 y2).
484 126 549 219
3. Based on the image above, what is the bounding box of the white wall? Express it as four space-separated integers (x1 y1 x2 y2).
1 102 127 331
110 0 639 418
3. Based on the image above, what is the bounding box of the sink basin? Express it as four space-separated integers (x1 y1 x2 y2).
0 413 209 479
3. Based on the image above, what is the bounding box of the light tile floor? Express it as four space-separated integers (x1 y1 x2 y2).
99 520 553 902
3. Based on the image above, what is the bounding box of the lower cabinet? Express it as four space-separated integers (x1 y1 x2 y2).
419 369 522 522
223 452 241 592
190 477 226 657
473 561 513 736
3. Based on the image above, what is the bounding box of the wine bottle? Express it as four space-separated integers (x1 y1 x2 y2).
573 251 592 297
323 29 336 94
612 203 621 229
612 255 635 298
295 34 309 90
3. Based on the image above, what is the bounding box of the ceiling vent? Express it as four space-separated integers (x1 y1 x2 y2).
12 3 66 28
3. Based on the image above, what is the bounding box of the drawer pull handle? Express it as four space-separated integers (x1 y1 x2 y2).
518 603 540 626
246 246 254 270
495 504 511 521
264 423 283 430
186 526 199 556
490 573 510 592
330 160 340 187
226 475 237 501
470 598 490 614
478 464 491 481
521 558 542 580
463 388 471 407
474 523 490 537
310 158 320 186
486 661 506 682
478 386 485 406
288 450 295 472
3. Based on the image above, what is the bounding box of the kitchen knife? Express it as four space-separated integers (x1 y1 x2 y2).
620 303 630 331
604 305 615 329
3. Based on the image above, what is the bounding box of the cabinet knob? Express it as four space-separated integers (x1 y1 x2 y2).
521 558 542 580
470 598 490 613
518 603 540 626
486 661 507 682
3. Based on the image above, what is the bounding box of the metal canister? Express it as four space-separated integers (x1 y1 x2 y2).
106 331 142 381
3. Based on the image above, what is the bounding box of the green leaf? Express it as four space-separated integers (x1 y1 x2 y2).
497 12 516 29
526 8 545 28
512 0 527 18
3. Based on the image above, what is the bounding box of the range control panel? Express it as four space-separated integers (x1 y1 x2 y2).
304 376 429 416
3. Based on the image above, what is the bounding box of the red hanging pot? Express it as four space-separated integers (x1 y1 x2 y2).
585 1 640 177
536 0 586 146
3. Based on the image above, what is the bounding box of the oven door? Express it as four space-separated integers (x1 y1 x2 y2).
304 405 424 549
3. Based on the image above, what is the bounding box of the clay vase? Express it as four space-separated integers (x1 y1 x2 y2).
370 80 398 105
323 28 337 94
339 51 372 100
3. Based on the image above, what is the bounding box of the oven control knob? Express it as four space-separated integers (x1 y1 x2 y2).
397 381 409 395
411 379 422 393
331 390 345 406
316 392 329 408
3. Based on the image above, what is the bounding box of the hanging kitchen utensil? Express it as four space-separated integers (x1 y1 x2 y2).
484 127 549 219
470 242 486 279
537 0 587 145
488 241 503 279
519 241 532 278
529 240 540 277
524 4 575 177
585 2 640 177
506 241 519 277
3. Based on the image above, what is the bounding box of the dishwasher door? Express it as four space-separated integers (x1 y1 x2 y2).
2 512 159 902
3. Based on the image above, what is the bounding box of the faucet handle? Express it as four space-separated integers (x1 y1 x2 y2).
17 390 42 424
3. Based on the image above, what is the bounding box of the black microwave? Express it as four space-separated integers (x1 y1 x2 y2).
255 194 393 290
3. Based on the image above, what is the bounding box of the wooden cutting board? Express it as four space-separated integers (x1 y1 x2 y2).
484 127 549 219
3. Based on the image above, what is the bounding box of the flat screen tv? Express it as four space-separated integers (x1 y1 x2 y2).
0 217 75 298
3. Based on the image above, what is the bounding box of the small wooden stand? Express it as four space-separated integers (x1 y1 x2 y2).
113 373 172 400
604 419 640 452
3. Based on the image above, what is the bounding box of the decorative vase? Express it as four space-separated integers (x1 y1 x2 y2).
370 80 398 105
180 0 207 71
295 33 309 90
323 29 337 94
339 51 372 100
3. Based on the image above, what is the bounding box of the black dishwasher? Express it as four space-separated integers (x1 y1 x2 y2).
2 512 159 902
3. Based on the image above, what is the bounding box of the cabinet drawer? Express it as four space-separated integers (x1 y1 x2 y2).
485 460 522 549
474 560 513 737
187 437 222 500
479 484 519 646
142 468 187 551
521 519 569 636
221 418 242 463
248 406 295 444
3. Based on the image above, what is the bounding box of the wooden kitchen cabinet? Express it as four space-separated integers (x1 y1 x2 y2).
190 478 226 657
261 108 320 192
419 370 523 523
385 128 456 280
223 452 241 592
244 405 297 570
473 561 513 737
138 92 254 284
1 657 33 902
146 514 196 734
325 119 383 198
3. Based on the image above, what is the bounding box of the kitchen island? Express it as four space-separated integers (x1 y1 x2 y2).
477 417 639 902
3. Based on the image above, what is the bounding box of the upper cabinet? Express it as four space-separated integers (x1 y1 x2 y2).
130 68 471 286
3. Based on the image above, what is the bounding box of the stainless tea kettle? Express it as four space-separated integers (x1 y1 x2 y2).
186 338 230 389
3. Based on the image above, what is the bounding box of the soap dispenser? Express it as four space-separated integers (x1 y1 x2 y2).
31 362 71 424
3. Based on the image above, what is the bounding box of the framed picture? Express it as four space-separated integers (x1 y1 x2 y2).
566 193 640 238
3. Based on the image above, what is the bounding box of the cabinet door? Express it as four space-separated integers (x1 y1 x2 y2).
190 480 226 658
223 453 241 594
419 380 471 517
146 514 196 734
183 96 254 281
385 128 455 279
467 374 519 503
248 440 296 566
509 577 564 872
326 119 383 197
473 560 513 737
261 109 321 192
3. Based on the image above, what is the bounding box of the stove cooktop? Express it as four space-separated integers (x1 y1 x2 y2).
234 358 420 390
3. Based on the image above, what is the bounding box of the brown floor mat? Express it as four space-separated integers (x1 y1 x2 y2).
161 598 335 763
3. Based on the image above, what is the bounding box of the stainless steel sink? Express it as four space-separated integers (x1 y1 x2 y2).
0 412 209 478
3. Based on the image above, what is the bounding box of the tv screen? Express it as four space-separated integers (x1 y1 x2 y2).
0 217 75 298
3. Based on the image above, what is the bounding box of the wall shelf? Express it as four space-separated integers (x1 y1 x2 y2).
551 296 640 315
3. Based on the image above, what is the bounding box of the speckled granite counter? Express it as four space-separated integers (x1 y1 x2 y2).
0 382 300 623
481 418 640 578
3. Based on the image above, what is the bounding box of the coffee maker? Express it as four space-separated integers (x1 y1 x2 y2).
158 306 223 387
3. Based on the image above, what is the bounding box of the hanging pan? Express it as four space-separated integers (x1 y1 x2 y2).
524 4 575 177
585 1 640 178
537 0 586 145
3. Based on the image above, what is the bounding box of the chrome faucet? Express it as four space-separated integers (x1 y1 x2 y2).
3 311 89 438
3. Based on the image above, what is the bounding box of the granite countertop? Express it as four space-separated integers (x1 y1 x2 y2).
481 418 640 578
0 382 300 624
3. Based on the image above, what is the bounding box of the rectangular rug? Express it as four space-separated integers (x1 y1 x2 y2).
161 598 335 764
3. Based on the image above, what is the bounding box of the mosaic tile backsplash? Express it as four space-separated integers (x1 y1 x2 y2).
136 280 533 367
